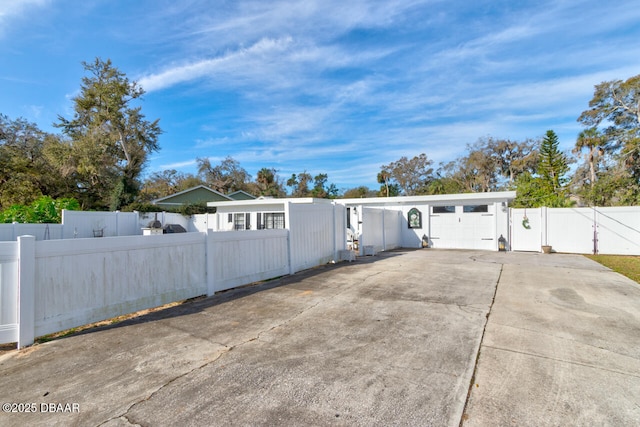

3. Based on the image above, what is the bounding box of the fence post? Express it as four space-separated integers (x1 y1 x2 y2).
206 230 216 296
541 207 548 248
17 235 36 348
285 202 294 275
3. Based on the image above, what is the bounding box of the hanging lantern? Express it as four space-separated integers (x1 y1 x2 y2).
498 234 507 251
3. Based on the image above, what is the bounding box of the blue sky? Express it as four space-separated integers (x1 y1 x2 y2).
2 1 639 192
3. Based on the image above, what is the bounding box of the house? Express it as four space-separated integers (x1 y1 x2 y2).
207 197 326 231
227 190 257 201
207 191 516 252
337 191 516 251
152 185 256 210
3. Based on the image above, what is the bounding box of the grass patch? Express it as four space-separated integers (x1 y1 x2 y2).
584 255 640 284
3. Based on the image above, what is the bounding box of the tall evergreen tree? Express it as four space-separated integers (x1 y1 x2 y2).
55 58 162 210
538 130 569 192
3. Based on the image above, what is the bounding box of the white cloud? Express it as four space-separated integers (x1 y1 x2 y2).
0 0 50 37
158 159 198 170
138 36 294 92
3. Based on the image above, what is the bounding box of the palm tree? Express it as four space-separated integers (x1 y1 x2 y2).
377 171 390 197
574 127 606 188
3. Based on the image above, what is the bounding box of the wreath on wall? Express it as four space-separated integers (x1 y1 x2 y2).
522 209 531 229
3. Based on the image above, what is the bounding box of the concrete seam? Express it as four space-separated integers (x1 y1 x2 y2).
483 344 640 379
490 321 640 359
458 262 503 427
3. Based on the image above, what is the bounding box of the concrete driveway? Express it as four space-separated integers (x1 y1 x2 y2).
0 249 638 426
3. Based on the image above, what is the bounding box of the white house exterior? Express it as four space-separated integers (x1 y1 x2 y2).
208 192 516 253
337 191 515 251
207 197 330 231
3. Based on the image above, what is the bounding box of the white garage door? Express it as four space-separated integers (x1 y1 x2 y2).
430 205 495 250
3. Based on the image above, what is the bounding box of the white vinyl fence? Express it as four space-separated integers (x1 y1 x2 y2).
0 223 63 241
0 210 195 242
360 208 402 255
1 202 348 348
0 242 19 344
287 202 346 272
207 230 289 293
510 206 640 255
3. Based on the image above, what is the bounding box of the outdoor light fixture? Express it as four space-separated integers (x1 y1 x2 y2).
498 234 507 251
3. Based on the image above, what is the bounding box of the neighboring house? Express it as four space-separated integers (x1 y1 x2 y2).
207 191 517 251
227 190 257 201
152 185 233 210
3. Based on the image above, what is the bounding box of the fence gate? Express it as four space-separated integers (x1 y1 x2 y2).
510 208 542 252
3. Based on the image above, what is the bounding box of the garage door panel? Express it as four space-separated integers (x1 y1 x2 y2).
430 207 495 250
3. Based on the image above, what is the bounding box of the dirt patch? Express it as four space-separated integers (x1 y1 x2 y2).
0 296 206 357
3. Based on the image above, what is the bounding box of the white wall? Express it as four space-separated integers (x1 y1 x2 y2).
212 203 286 231
288 202 344 273
510 206 640 255
596 207 640 255
33 233 208 337
208 230 289 293
191 214 216 232
384 209 402 250
62 210 140 238
0 223 63 241
360 208 402 253
361 207 384 253
333 203 348 254
0 242 18 343
546 208 596 254
138 212 190 232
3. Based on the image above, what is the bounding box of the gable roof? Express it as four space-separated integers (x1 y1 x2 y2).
227 190 257 200
153 185 232 206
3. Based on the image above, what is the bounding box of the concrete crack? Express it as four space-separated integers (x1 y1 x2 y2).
99 348 230 426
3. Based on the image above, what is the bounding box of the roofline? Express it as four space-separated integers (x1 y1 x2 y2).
206 191 517 208
336 191 517 206
207 197 334 207
227 190 257 199
153 185 233 203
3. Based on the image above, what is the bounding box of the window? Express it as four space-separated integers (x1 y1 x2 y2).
233 213 245 230
257 212 285 229
265 213 285 229
463 205 488 213
433 206 455 214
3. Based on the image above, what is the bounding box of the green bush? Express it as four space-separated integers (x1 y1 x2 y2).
0 196 80 223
